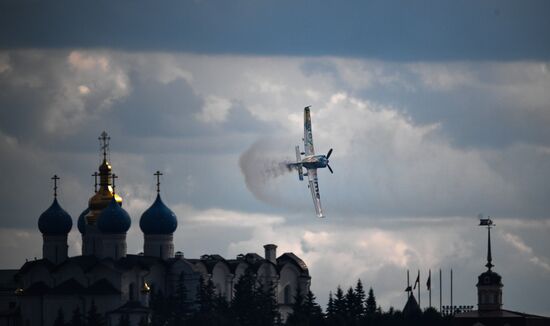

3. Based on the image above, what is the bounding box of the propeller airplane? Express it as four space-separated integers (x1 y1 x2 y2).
287 106 333 218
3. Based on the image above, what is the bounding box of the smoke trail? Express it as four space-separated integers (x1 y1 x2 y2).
239 138 296 206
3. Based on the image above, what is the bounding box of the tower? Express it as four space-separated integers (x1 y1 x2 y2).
476 217 503 311
38 175 73 264
140 171 178 260
79 131 130 259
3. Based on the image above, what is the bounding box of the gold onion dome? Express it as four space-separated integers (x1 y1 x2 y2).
85 132 122 225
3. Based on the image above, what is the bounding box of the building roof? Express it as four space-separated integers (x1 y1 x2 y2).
108 301 150 314
456 309 550 320
277 253 309 273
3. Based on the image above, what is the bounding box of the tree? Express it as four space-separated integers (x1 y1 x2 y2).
53 308 65 326
353 280 366 318
117 314 131 326
231 269 257 326
325 292 335 324
285 286 305 326
256 280 280 326
304 290 324 326
69 307 84 326
365 288 377 317
86 300 105 326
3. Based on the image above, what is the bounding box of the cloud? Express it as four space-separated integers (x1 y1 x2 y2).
502 232 550 272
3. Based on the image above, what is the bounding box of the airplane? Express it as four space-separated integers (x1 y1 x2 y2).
287 106 333 218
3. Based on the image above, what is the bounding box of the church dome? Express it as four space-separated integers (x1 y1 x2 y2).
77 207 90 234
477 270 502 287
38 198 73 235
140 194 178 235
97 198 131 234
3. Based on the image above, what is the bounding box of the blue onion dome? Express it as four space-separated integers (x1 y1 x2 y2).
77 207 90 234
140 194 178 235
97 198 131 234
38 198 73 235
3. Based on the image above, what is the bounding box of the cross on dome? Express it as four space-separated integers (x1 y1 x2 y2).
98 131 110 160
154 171 163 194
51 175 60 198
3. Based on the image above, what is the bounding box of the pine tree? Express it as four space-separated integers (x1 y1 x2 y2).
326 291 335 323
53 308 65 326
86 300 105 326
69 307 84 326
117 314 131 326
365 288 377 317
344 287 357 324
231 268 257 326
304 290 324 326
286 286 305 326
353 280 366 318
332 286 346 326
256 279 280 326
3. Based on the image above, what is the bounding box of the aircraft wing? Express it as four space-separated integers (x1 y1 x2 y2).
306 168 324 218
303 107 315 156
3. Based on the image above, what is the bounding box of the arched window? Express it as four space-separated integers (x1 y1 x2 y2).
284 285 293 304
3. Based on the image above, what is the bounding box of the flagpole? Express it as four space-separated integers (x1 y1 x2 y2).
418 269 420 307
439 268 442 313
407 269 410 297
429 269 432 308
450 269 453 315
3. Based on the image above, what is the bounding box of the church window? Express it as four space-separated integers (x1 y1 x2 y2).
284 285 292 304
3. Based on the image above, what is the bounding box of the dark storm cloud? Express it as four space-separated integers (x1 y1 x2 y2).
1 0 550 61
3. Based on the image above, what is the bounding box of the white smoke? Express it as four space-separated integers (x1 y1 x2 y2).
239 138 298 206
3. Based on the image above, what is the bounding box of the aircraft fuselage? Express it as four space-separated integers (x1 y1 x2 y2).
300 155 329 170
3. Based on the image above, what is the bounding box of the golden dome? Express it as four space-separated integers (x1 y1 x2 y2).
85 158 123 225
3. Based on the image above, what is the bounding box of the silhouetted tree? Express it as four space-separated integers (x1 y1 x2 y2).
117 314 130 326
53 308 65 326
232 269 257 326
86 300 105 326
365 287 377 317
304 290 324 326
69 307 83 326
256 280 280 326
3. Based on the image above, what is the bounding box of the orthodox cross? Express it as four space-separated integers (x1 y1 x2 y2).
154 171 163 194
98 131 110 160
92 172 99 192
112 173 118 194
51 174 60 198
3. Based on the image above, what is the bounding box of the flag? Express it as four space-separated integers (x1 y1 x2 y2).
479 218 493 226
413 271 420 289
426 273 431 291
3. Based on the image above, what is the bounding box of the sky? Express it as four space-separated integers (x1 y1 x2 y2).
1 0 550 316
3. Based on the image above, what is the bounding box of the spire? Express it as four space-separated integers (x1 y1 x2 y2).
51 174 59 198
154 171 163 194
479 215 494 271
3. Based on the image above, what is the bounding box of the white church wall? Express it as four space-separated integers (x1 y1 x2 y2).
211 262 232 300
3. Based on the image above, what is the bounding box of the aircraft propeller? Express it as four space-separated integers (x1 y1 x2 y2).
326 148 334 173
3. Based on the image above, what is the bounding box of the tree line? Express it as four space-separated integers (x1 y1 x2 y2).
54 274 452 326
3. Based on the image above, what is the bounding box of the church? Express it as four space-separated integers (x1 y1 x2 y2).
0 132 311 326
